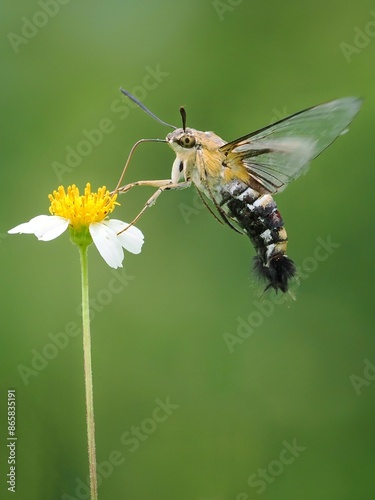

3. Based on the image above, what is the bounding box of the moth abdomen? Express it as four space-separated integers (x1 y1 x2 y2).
253 253 296 293
220 181 296 292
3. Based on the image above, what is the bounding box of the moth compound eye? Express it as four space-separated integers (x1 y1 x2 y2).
178 135 196 148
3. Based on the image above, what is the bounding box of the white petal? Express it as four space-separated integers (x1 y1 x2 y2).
8 215 69 241
36 216 70 241
104 219 144 255
89 222 124 269
8 215 51 234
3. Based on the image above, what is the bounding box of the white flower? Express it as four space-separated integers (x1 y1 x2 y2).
9 216 144 268
8 184 144 269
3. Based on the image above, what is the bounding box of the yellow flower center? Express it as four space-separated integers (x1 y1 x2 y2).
48 183 119 230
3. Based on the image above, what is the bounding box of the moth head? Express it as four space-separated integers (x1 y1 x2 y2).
166 105 198 152
166 128 197 152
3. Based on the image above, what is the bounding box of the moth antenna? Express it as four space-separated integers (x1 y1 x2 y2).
180 106 187 132
120 88 176 129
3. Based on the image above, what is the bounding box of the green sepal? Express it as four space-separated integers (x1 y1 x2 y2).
69 225 93 248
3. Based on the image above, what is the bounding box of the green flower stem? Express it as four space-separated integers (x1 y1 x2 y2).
79 244 98 500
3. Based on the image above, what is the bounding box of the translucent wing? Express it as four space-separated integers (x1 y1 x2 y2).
220 97 362 193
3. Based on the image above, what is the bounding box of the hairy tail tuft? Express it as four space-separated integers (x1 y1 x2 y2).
253 254 296 293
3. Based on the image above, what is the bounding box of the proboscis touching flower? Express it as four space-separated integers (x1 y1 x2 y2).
8 183 144 268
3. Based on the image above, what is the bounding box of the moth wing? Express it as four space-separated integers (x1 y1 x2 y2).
220 97 362 193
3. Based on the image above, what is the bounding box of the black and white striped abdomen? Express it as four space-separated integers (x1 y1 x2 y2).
219 180 296 292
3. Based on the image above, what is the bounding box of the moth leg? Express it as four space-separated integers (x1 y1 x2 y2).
117 181 191 234
113 179 173 196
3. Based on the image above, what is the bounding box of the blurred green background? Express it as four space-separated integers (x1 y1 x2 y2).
1 1 375 499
